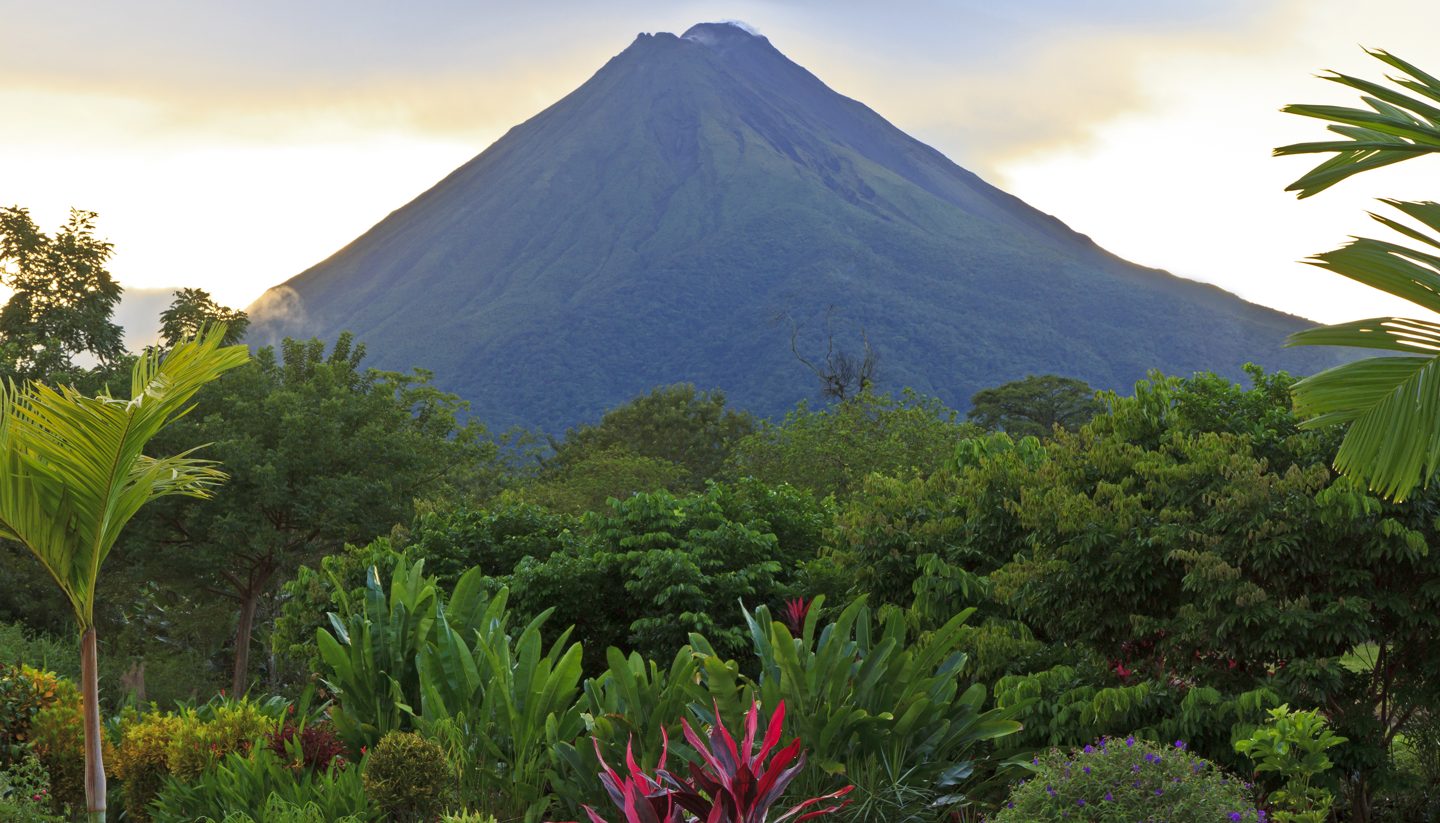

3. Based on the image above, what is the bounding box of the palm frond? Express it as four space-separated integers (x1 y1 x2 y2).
1290 356 1440 501
0 326 247 626
1276 49 1440 198
1299 207 1440 314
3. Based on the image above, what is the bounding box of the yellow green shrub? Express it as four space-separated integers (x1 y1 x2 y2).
361 731 453 823
0 665 70 766
115 711 184 821
29 694 115 815
165 700 277 781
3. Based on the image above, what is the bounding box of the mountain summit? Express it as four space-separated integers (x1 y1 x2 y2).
248 22 1336 431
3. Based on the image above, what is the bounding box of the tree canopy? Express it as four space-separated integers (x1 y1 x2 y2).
0 207 124 382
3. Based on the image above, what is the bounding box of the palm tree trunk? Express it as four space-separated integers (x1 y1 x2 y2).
80 626 106 823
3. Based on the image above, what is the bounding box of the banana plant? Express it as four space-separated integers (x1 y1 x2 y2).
0 327 248 822
1276 49 1440 500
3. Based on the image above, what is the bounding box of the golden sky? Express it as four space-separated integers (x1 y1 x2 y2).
3 0 1438 346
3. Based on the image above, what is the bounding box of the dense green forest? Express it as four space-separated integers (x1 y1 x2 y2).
4 47 1440 823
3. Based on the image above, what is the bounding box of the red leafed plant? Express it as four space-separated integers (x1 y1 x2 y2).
575 700 852 823
267 721 349 772
779 598 811 637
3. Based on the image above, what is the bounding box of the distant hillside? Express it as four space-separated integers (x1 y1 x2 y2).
248 21 1339 432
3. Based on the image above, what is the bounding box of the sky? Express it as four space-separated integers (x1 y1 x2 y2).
3 0 1439 347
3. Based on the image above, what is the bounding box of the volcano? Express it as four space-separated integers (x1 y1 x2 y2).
248 21 1337 431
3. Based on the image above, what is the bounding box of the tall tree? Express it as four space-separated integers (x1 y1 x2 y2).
966 374 1103 439
0 207 125 382
0 328 247 822
158 288 249 348
130 333 494 695
549 384 754 489
728 390 974 497
1276 49 1440 500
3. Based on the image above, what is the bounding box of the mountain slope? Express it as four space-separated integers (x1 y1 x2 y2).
249 22 1338 432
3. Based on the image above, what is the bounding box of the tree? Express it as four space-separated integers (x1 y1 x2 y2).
966 374 1103 438
1275 49 1440 500
981 370 1440 820
781 309 879 402
0 328 247 822
158 288 249 348
728 389 975 497
129 333 495 695
547 384 754 489
0 207 125 382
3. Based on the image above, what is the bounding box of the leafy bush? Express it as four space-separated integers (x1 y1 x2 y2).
550 646 710 814
989 736 1263 822
272 536 406 673
267 721 349 772
0 625 78 681
441 812 498 823
0 754 63 822
28 683 115 815
416 585 583 822
504 483 817 668
361 731 452 823
115 710 184 821
1235 705 1345 823
691 597 1020 817
149 747 370 822
0 664 69 767
166 698 279 780
215 793 366 822
316 559 440 749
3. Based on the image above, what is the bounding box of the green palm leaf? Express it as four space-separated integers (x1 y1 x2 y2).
0 325 248 627
1276 49 1440 198
1279 50 1440 501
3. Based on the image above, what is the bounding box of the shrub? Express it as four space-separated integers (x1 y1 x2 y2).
0 664 70 766
149 747 370 822
27 685 115 815
267 722 349 772
0 754 63 822
216 793 366 822
690 597 1020 817
1234 705 1345 823
581 700 852 823
115 710 184 821
361 731 452 823
990 736 1263 822
440 812 497 823
0 625 78 681
166 698 278 780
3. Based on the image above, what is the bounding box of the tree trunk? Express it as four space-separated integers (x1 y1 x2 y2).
80 626 106 823
231 589 260 697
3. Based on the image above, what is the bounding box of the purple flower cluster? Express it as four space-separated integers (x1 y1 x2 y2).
986 736 1267 822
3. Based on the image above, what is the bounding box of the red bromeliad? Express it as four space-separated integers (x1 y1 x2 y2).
779 598 811 637
573 700 852 823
